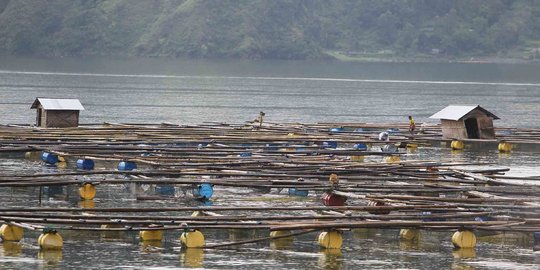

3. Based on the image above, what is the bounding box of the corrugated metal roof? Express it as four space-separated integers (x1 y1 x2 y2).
429 105 499 120
31 98 85 111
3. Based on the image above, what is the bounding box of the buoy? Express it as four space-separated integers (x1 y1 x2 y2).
139 230 163 242
323 141 338 149
498 142 512 153
399 229 420 241
270 230 293 249
239 152 252 157
329 127 344 133
180 230 205 248
118 161 137 171
353 143 368 151
367 200 391 215
155 184 175 196
191 211 206 217
288 188 309 196
451 230 477 248
78 183 96 200
38 231 63 250
24 151 41 160
265 143 279 151
385 155 401 163
350 155 364 162
321 192 347 206
0 224 24 241
192 183 214 200
287 133 299 138
318 231 343 249
451 140 464 150
76 159 94 170
270 230 291 238
329 173 339 186
406 143 418 149
381 144 398 153
41 152 59 164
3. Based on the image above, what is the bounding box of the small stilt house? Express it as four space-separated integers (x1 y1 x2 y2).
429 105 499 139
31 98 84 128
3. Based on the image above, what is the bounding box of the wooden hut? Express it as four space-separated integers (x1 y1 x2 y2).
429 105 499 139
30 98 84 128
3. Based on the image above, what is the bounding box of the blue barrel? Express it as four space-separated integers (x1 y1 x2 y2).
192 183 214 200
240 143 252 147
118 161 137 171
421 211 446 222
296 147 305 151
288 188 309 197
474 216 492 222
323 141 338 149
329 127 344 133
534 232 540 248
156 184 175 196
265 143 279 151
353 143 368 151
354 128 364 133
41 152 59 164
76 159 95 170
239 152 252 157
44 186 63 197
382 144 398 153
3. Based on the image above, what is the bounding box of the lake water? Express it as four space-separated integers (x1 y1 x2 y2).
0 56 539 269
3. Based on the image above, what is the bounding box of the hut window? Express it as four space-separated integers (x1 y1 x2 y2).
465 118 479 139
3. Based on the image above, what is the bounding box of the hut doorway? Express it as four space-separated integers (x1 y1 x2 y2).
465 118 479 139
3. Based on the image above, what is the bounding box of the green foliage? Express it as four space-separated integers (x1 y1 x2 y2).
0 0 538 60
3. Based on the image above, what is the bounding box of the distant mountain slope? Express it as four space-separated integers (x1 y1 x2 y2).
0 0 539 60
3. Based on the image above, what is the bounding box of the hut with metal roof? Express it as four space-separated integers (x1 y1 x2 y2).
30 98 84 128
429 105 499 139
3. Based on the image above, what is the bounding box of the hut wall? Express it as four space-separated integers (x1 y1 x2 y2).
476 115 496 139
440 119 467 139
44 110 80 128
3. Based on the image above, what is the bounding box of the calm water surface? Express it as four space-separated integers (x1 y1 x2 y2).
0 56 539 269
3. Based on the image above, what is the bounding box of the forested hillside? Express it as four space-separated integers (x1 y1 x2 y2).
0 0 539 60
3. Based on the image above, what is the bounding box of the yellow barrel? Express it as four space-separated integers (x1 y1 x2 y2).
451 140 464 150
180 230 205 248
399 229 420 241
191 211 206 217
385 155 401 163
451 230 477 248
0 224 24 241
270 230 291 238
78 183 96 200
139 230 163 241
318 231 343 249
350 155 364 162
498 142 512 153
406 143 418 149
38 232 63 250
329 173 339 186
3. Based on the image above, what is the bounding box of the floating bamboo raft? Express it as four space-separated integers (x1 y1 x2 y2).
0 121 538 249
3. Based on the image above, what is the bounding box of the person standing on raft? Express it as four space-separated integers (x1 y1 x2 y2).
408 116 416 136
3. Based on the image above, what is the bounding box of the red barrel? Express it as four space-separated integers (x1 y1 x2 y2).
321 192 347 206
367 200 391 215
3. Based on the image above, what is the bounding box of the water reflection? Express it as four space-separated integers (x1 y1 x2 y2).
180 248 204 268
140 241 162 253
452 248 477 259
318 249 342 270
38 250 63 266
1 242 22 257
